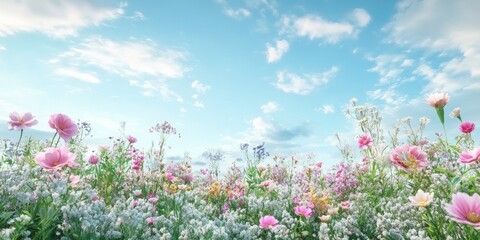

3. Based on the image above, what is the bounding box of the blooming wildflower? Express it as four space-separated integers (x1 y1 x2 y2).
293 197 300 205
426 92 450 108
409 189 434 207
294 205 314 219
259 215 278 229
146 217 155 225
319 215 331 222
457 148 480 164
69 174 80 187
127 135 137 143
48 113 78 141
444 192 480 229
390 145 428 173
419 117 430 124
327 207 339 215
460 122 475 134
148 197 158 203
450 107 461 119
133 190 142 196
257 164 267 172
257 180 274 187
35 147 77 171
358 134 372 149
88 154 100 164
8 112 38 130
339 201 350 210
316 161 323 168
166 172 176 182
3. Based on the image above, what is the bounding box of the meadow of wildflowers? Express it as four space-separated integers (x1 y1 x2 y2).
1 92 480 239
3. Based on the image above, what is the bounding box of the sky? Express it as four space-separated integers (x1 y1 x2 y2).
1 0 480 170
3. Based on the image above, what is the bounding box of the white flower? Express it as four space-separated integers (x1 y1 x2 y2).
409 189 434 207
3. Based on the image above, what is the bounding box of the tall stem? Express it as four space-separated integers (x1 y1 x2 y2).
50 132 58 147
14 129 24 156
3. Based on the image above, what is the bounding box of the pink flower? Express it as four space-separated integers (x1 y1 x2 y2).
294 205 314 219
34 147 77 171
88 154 100 164
445 192 480 229
450 108 461 118
48 114 78 141
457 148 480 164
8 112 38 130
166 172 176 182
460 122 475 134
69 174 81 187
257 180 274 187
146 217 155 225
426 92 450 108
259 215 278 229
148 197 158 203
293 197 300 205
319 215 331 222
133 190 142 196
339 201 350 210
182 173 194 183
127 135 137 143
358 134 372 149
409 189 434 207
390 145 428 172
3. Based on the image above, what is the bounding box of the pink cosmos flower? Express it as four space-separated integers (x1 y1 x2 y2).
166 172 176 182
69 174 81 187
390 145 428 173
35 147 77 171
127 135 137 144
133 190 142 196
257 180 274 187
294 205 314 219
358 134 372 149
148 197 158 203
8 112 38 130
426 92 450 108
457 148 480 164
48 113 78 141
340 201 350 210
259 215 278 229
444 192 480 229
409 189 434 207
182 173 194 183
88 154 100 164
293 197 300 205
460 122 475 134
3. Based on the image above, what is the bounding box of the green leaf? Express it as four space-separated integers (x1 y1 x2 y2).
435 107 445 125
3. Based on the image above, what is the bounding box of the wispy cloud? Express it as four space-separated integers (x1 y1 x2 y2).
0 45 5 51
367 88 406 106
261 101 280 113
194 100 205 109
52 37 189 97
368 54 413 84
281 8 371 43
274 66 338 94
55 67 101 84
318 104 335 114
224 8 251 19
266 39 289 63
191 80 211 93
385 0 480 92
127 11 145 21
244 116 312 144
0 0 124 38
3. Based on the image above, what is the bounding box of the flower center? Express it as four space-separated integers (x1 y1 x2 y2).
406 154 418 168
418 201 426 206
467 211 480 223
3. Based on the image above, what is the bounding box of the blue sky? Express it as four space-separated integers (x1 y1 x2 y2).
1 0 479 169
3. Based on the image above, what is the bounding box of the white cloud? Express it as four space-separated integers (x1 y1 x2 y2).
53 37 189 98
368 54 410 84
386 0 480 92
224 8 251 19
128 11 145 21
194 100 204 109
282 9 370 43
0 0 124 38
261 101 280 113
0 45 5 51
352 8 371 27
367 88 406 106
191 80 211 93
55 67 101 84
266 39 289 63
320 105 335 114
274 66 338 94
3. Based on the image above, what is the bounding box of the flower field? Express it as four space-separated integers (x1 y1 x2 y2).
1 92 480 240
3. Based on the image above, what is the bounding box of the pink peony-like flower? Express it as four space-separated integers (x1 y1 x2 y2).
358 134 372 149
460 122 475 134
390 145 428 173
259 215 278 229
409 189 434 207
166 172 176 182
148 197 158 203
319 215 331 222
426 92 450 108
146 217 155 225
445 192 480 229
457 148 480 164
49 113 78 141
133 190 142 196
257 180 274 187
35 147 77 171
339 201 350 210
88 154 100 164
127 135 137 144
8 112 38 130
294 205 314 219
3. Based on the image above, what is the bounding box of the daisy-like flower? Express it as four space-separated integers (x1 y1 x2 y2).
358 134 372 149
426 92 450 108
409 189 434 207
445 192 480 229
390 145 428 172
259 215 278 229
8 112 38 130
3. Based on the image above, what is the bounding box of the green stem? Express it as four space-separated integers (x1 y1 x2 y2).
49 132 58 147
442 123 451 155
14 129 24 156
